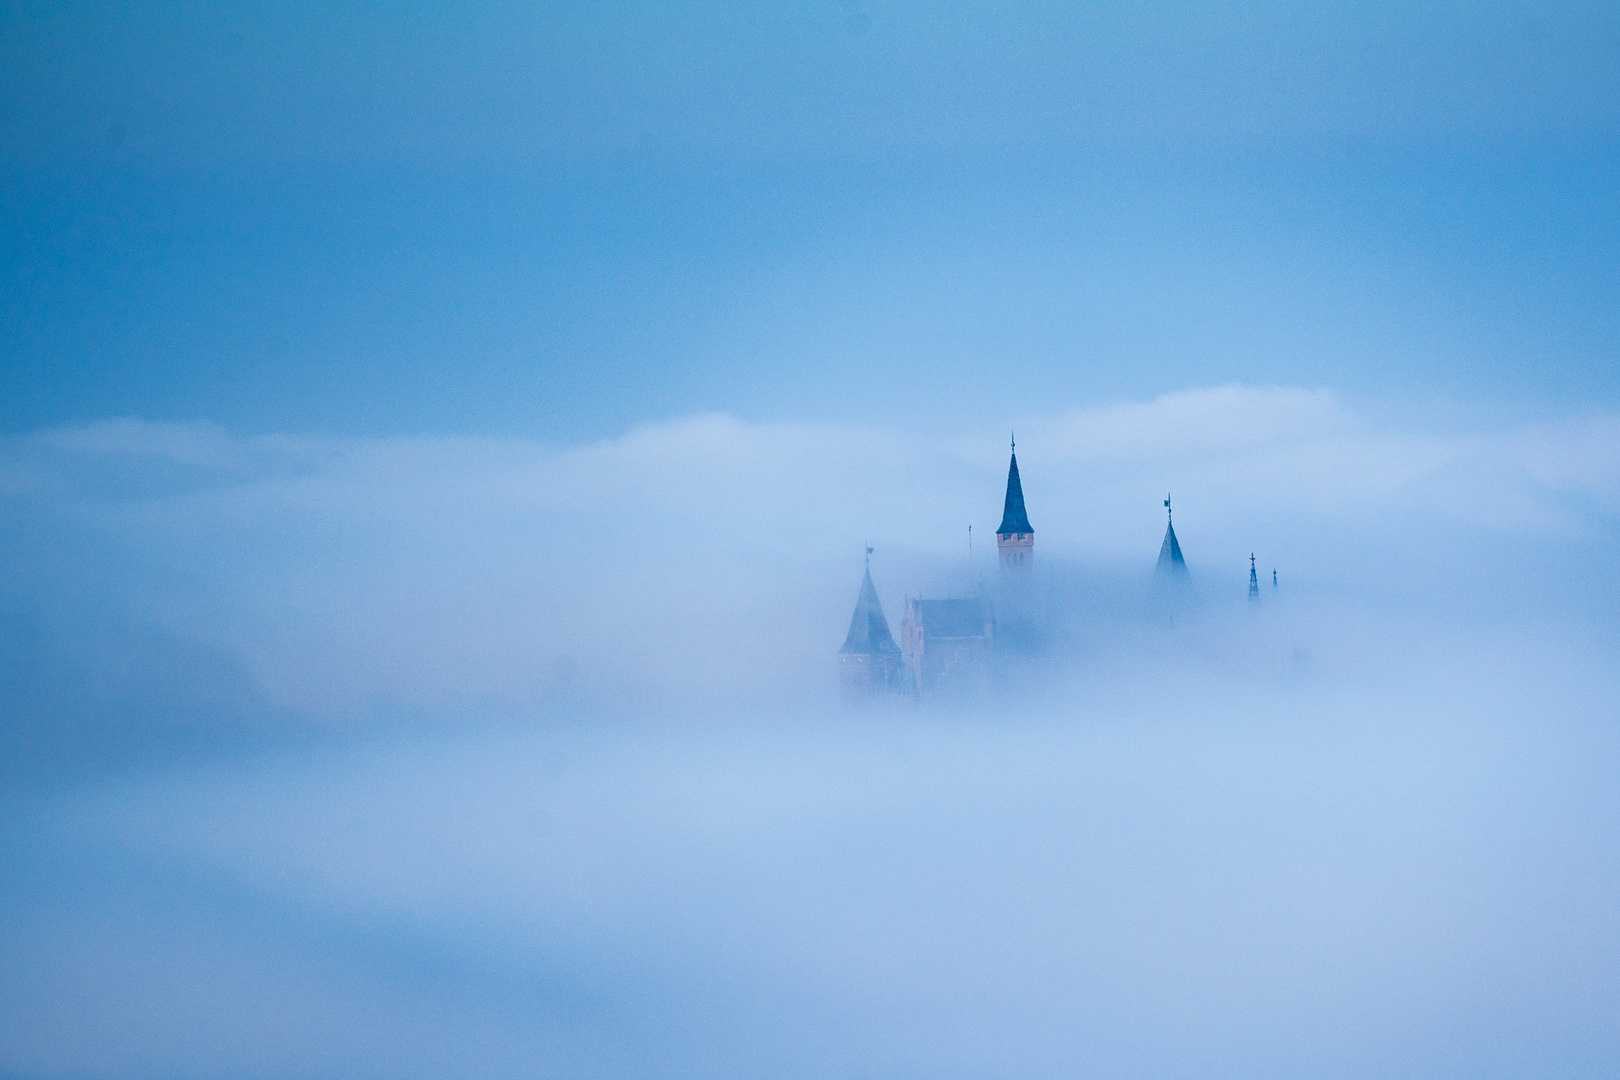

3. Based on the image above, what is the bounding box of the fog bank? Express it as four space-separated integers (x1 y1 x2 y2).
2 387 1618 1078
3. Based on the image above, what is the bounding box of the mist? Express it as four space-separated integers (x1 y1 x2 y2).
1 388 1618 1078
6 0 1620 1073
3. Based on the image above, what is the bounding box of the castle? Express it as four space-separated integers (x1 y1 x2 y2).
837 441 1196 704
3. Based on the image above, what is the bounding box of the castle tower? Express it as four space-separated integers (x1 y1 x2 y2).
838 549 902 703
1155 494 1189 582
996 436 1034 571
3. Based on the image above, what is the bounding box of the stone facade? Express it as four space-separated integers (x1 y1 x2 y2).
996 530 1033 570
900 597 994 700
838 650 901 705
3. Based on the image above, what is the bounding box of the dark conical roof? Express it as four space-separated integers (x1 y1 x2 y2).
1155 520 1189 580
840 564 901 656
996 452 1033 535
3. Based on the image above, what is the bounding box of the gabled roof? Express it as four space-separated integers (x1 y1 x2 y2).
1156 520 1189 579
907 597 991 639
996 451 1033 535
840 565 901 656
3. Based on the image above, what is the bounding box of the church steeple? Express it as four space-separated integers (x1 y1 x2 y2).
996 435 1034 570
1249 553 1260 600
1155 494 1189 581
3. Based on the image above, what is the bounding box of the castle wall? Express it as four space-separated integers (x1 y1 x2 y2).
901 597 993 702
839 651 899 705
997 532 1033 570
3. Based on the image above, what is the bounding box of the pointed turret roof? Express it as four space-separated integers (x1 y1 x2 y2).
840 562 901 656
1156 494 1189 580
1156 520 1188 578
996 441 1033 535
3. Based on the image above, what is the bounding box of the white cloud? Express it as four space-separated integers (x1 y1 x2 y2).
3 387 1616 723
1037 385 1352 461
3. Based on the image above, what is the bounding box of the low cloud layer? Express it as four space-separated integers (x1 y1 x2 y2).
2 386 1619 1078
3 384 1616 735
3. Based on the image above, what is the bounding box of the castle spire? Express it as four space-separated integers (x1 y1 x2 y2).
838 551 901 703
996 437 1034 570
841 554 898 656
1155 494 1189 581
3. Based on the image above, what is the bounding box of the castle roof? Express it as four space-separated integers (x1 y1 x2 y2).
908 597 991 639
840 564 901 656
996 450 1033 535
1156 520 1189 579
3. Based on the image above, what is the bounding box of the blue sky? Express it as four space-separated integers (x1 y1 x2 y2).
4 1 1618 437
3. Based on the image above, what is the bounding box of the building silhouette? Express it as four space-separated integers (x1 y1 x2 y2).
839 445 1021 704
835 440 1285 703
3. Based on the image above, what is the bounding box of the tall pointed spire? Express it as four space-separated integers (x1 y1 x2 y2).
996 435 1034 570
1155 494 1189 581
997 435 1033 535
1249 553 1260 600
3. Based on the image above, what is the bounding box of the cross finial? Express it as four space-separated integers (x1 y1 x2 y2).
1010 431 1015 453
1164 493 1171 520
865 545 873 567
